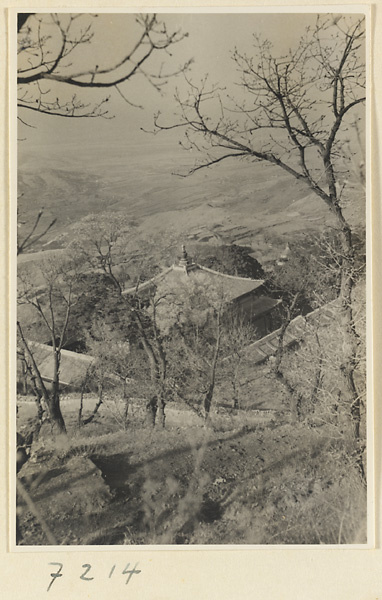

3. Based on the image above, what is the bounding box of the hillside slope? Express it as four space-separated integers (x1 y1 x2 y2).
18 141 343 258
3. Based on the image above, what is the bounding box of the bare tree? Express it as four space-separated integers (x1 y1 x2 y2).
155 15 366 440
17 13 190 256
161 278 232 422
84 323 133 430
70 213 178 427
17 13 190 121
220 316 258 410
17 255 84 433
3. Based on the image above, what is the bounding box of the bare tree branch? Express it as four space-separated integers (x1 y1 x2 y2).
18 13 190 120
17 209 57 255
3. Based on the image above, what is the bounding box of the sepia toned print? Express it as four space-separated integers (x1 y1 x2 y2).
16 11 367 546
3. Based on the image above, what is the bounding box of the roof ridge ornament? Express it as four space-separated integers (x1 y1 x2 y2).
178 244 196 272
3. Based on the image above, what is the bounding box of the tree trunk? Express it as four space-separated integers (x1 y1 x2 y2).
45 396 66 434
136 315 167 428
232 366 240 410
26 364 45 421
82 381 104 426
273 294 303 423
273 368 303 424
33 391 44 422
122 379 129 430
204 384 214 422
310 336 323 411
78 384 85 428
204 313 222 422
125 298 168 428
232 387 239 410
132 310 159 381
20 357 28 395
158 395 166 428
146 395 158 427
155 336 167 428
334 213 361 443
49 349 66 434
17 323 67 434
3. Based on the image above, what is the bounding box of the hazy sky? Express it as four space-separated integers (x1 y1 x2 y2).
17 13 317 149
17 11 363 156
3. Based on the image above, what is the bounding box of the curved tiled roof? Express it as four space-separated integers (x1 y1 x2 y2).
231 298 341 366
122 263 264 302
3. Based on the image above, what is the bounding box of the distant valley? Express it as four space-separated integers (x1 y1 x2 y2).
17 139 363 268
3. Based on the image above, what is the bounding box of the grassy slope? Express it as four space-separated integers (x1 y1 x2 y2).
16 399 366 545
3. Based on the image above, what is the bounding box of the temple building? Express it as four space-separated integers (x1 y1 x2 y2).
17 247 282 393
123 246 281 336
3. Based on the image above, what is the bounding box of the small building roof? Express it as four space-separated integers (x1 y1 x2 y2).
234 298 341 366
24 342 95 387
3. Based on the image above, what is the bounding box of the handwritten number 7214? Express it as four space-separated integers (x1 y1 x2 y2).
47 562 141 591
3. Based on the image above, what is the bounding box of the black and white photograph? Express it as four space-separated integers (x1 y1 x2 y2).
15 9 369 547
